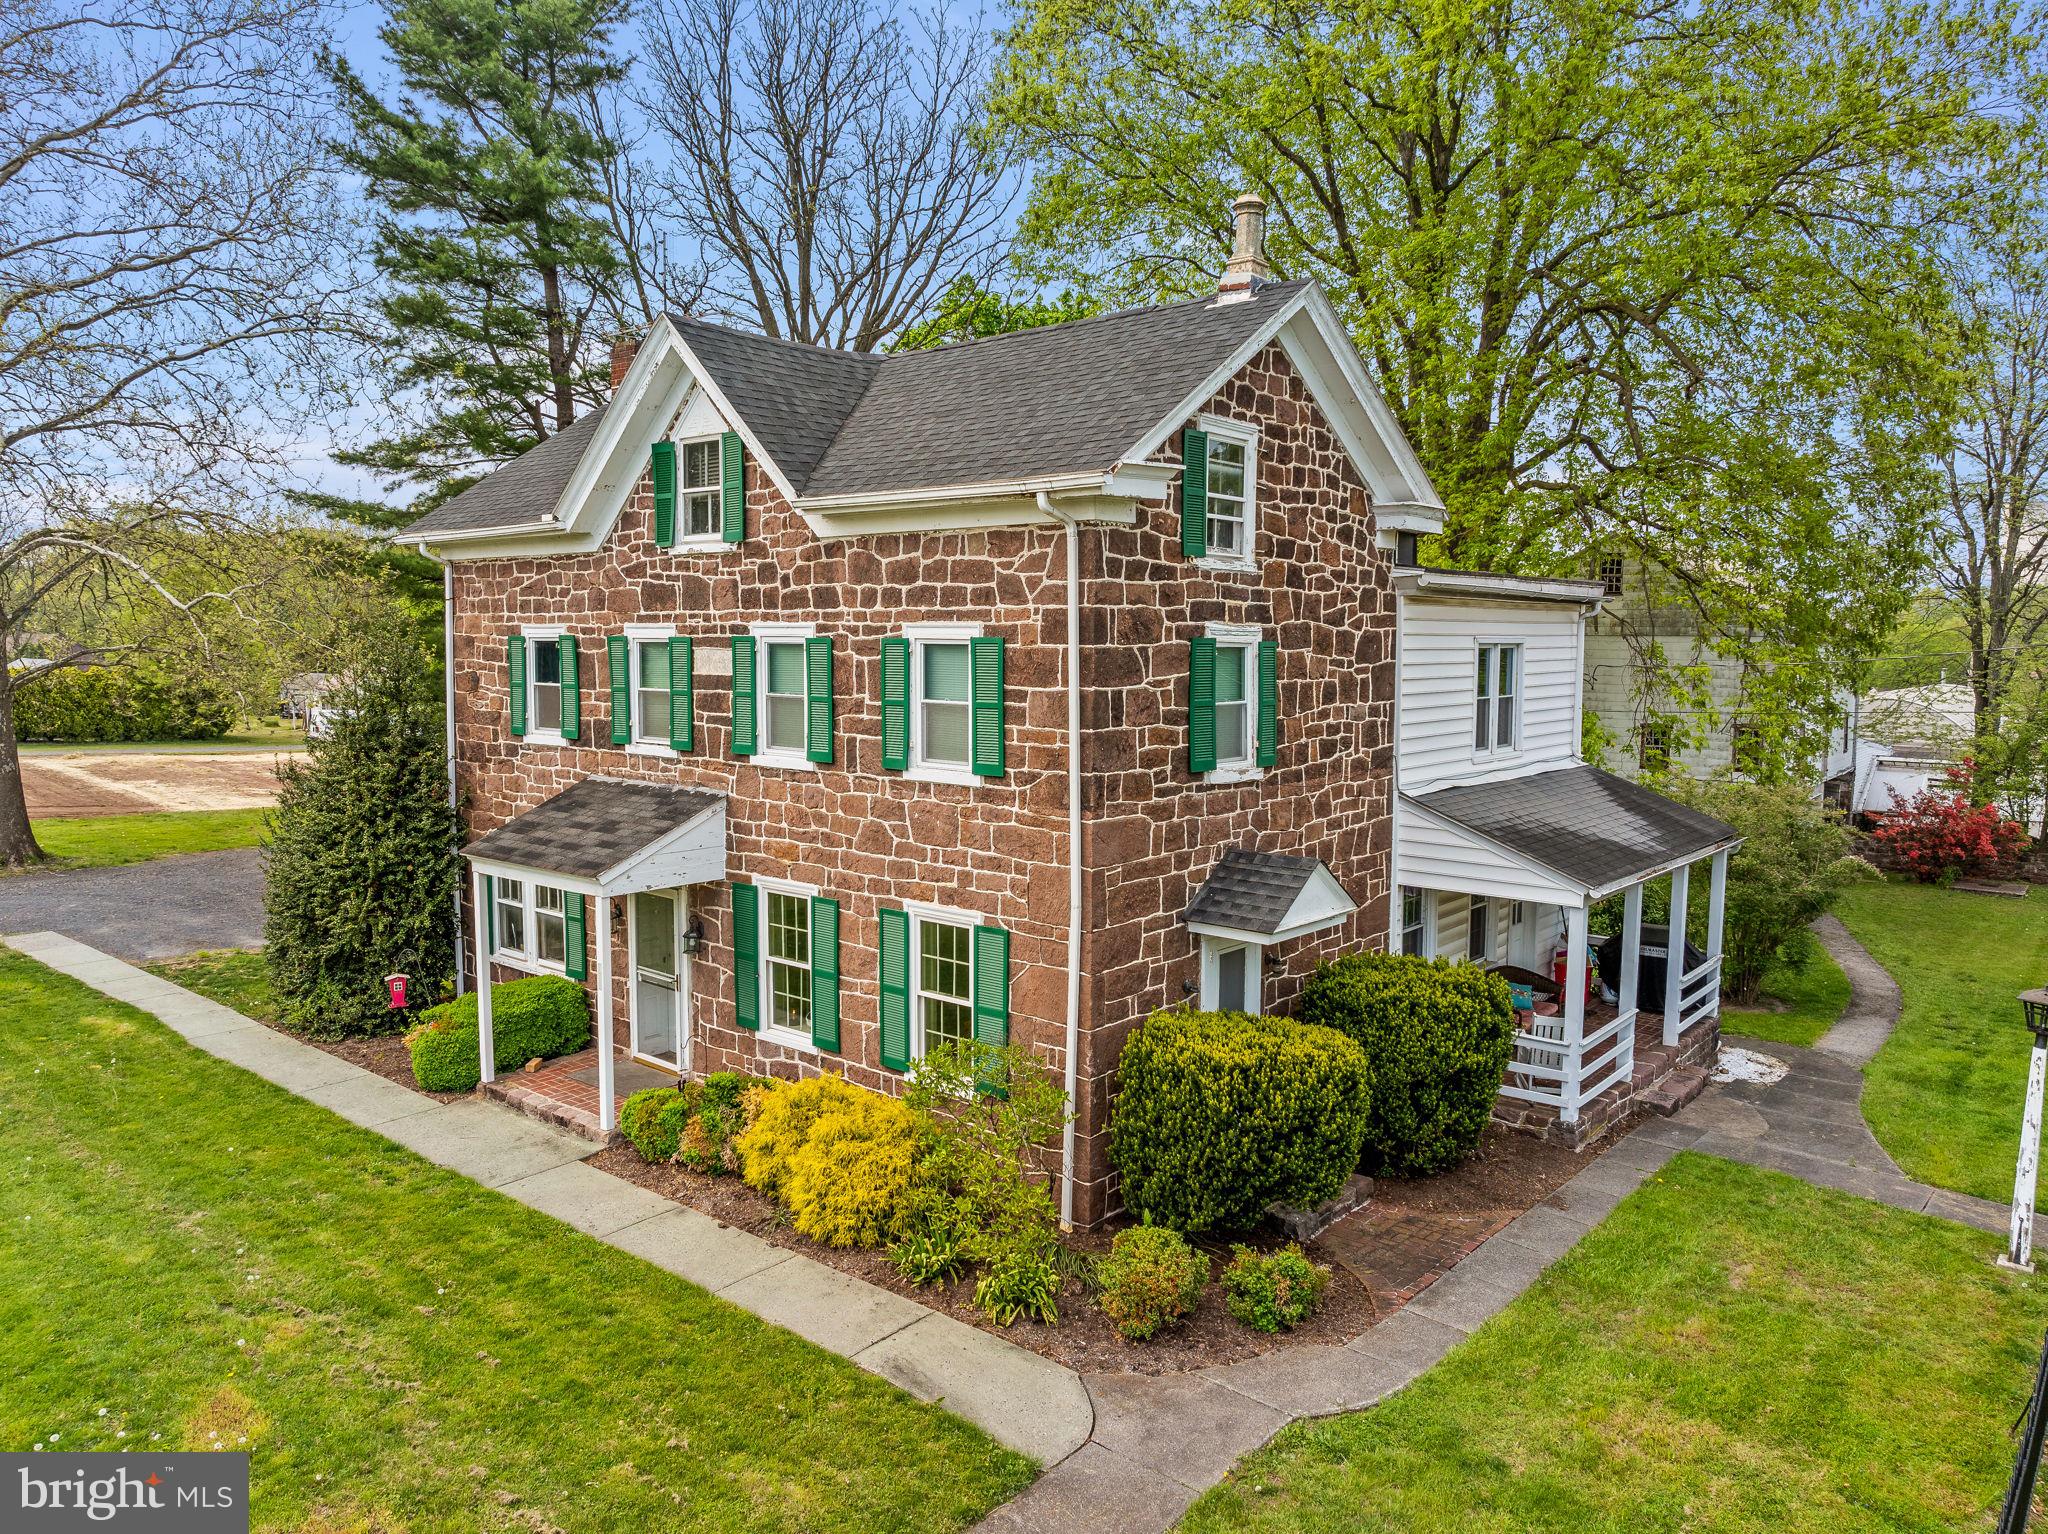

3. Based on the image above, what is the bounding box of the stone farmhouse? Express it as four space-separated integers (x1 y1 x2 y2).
404 200 1739 1227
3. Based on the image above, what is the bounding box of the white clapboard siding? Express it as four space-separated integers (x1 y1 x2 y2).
1397 800 1584 907
1399 597 1583 794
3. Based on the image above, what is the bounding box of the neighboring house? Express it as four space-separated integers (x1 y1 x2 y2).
1582 553 1858 790
404 199 1734 1224
1392 568 1741 1144
280 671 343 739
1849 683 1974 822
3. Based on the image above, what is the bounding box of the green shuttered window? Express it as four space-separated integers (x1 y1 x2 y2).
876 909 1010 1075
507 635 527 736
1190 635 1278 774
669 636 694 751
972 922 1010 1057
564 892 587 980
1180 426 1208 558
1188 636 1217 773
1256 639 1279 766
732 882 760 1030
970 636 1004 777
878 907 910 1070
811 895 841 1052
720 431 745 543
805 635 834 764
651 440 677 548
608 634 630 744
730 635 757 756
557 634 580 741
879 637 911 771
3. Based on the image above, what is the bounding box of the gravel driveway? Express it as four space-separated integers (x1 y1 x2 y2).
0 847 264 960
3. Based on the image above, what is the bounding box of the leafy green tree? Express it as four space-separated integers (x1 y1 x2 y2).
893 278 1098 351
326 0 632 508
265 630 460 1039
991 0 2029 774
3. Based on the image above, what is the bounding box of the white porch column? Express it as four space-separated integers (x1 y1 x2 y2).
1706 848 1730 1021
1663 861 1691 1046
596 894 616 1134
1620 882 1643 1019
472 865 495 1084
1560 902 1588 1124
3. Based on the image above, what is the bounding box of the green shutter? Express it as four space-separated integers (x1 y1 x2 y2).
1180 427 1209 558
1256 639 1279 766
972 924 1010 1093
732 882 759 1030
558 634 580 741
721 431 745 543
879 636 910 771
564 892 587 980
878 907 910 1070
730 635 757 756
507 636 527 736
669 635 694 751
651 440 677 548
811 895 841 1053
1188 636 1217 774
970 636 1005 777
608 634 630 744
805 634 834 764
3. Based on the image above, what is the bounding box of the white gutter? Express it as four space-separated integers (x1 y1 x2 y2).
1036 491 1086 1231
423 543 466 996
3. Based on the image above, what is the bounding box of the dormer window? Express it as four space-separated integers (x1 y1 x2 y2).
1474 643 1519 754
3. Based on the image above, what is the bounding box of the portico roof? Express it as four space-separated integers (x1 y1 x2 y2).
1183 847 1359 945
463 778 727 896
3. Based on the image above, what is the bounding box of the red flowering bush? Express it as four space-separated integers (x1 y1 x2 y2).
1873 760 2028 883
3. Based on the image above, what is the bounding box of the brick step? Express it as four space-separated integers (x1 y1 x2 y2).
479 1077 610 1143
1637 1065 1709 1118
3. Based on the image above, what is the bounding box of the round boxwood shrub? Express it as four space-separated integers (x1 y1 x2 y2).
619 1086 687 1162
1298 953 1516 1176
1108 1008 1371 1234
1221 1243 1330 1333
1095 1224 1209 1341
404 974 591 1093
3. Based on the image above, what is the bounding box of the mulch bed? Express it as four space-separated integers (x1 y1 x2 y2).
307 1032 467 1103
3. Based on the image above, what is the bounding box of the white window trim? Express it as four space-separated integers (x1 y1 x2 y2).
624 622 679 759
1198 934 1263 1013
1204 619 1264 784
488 875 570 976
904 621 984 787
520 623 567 745
748 621 821 772
627 886 690 1072
1471 639 1524 762
1194 412 1260 574
1399 886 1434 957
757 874 822 1052
906 898 980 1063
669 433 731 551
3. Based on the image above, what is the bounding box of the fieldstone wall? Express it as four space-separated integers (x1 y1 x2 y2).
450 338 1396 1227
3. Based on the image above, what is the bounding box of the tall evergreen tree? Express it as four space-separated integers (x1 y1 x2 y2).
265 630 460 1039
326 0 630 508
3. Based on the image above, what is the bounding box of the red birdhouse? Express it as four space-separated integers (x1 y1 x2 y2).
384 973 409 1009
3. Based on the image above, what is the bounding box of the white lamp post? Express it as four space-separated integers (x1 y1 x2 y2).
2001 988 2048 1273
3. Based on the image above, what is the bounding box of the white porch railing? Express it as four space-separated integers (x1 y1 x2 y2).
1676 953 1722 1033
1502 1007 1639 1117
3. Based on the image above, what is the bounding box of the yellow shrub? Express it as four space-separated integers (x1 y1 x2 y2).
784 1094 920 1249
734 1073 870 1198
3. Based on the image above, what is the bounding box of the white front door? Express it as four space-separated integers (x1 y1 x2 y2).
631 889 686 1072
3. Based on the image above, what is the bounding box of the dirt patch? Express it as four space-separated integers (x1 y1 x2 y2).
23 752 291 817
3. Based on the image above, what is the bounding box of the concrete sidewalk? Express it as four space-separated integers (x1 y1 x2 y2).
4 930 1091 1467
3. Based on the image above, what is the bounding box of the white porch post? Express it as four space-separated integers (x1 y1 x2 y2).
1620 882 1643 1019
472 864 495 1084
1561 902 1588 1124
1663 861 1690 1046
1706 848 1730 1020
596 894 616 1134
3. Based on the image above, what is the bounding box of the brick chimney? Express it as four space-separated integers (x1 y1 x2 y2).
610 335 640 392
1217 194 1270 303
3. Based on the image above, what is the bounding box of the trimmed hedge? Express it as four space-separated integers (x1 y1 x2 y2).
1107 1008 1371 1234
1298 952 1516 1175
405 975 590 1092
14 665 237 743
619 1086 689 1162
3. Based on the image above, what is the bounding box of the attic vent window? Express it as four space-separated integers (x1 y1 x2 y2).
1598 553 1624 596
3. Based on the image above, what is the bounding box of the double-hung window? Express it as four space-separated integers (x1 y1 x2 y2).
679 438 722 540
764 887 814 1039
495 877 527 956
1213 642 1252 768
487 877 580 976
1467 898 1491 963
763 639 807 756
1191 622 1272 778
1400 888 1428 956
1473 643 1519 754
915 911 975 1057
1182 416 1259 567
535 885 567 968
1206 435 1250 558
884 625 1004 781
920 642 972 767
634 638 672 745
735 624 829 767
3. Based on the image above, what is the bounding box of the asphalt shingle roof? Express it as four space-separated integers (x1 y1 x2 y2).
1411 766 1738 894
402 403 610 539
464 778 723 880
404 280 1313 537
1183 846 1334 935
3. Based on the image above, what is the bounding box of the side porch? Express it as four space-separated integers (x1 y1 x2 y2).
1397 765 1743 1147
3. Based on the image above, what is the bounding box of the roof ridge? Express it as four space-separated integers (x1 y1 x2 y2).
664 312 887 367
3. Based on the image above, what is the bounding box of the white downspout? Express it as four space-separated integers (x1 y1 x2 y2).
1037 492 1085 1230
423 544 466 996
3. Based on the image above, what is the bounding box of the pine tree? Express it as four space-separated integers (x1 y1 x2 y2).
264 631 460 1039
326 0 629 507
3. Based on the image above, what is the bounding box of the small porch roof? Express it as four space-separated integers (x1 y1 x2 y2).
1184 847 1359 945
1401 765 1740 903
463 777 727 897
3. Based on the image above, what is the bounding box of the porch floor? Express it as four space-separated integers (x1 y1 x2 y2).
478 1045 676 1143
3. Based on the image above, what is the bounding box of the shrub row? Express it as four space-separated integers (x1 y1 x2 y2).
619 1072 759 1171
15 665 238 743
405 975 589 1092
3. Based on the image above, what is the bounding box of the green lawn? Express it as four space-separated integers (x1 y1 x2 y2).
0 951 1032 1531
1181 1154 2048 1534
20 722 307 753
1721 937 1852 1048
1840 879 2048 1207
26 807 269 870
146 949 277 1022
